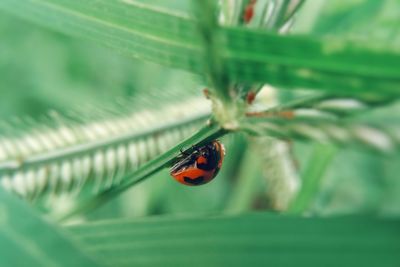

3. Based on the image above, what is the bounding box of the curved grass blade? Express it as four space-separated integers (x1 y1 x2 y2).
0 0 204 73
223 27 400 95
0 186 102 267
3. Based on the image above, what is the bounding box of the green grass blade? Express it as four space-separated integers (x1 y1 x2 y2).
311 0 386 37
1 1 399 95
223 27 400 94
0 0 204 73
67 213 400 267
0 187 102 267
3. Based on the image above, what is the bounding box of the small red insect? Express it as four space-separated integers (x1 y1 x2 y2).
170 140 225 186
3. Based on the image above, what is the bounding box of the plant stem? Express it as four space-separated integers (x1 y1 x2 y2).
193 0 230 102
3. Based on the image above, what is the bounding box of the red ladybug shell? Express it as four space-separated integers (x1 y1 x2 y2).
170 141 225 186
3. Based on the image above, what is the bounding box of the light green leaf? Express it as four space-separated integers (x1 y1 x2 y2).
0 186 102 267
0 0 203 73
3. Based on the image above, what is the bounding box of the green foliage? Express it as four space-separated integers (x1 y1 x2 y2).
1 0 399 95
68 213 400 267
0 186 101 266
0 0 399 266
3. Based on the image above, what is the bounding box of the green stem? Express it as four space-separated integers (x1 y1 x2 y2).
193 0 230 102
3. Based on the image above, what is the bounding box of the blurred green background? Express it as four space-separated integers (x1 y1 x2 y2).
1 0 399 222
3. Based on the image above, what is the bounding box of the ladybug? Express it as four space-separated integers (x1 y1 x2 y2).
170 140 225 186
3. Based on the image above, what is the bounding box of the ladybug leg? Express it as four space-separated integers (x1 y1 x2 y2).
179 147 187 155
180 147 192 157
181 144 199 155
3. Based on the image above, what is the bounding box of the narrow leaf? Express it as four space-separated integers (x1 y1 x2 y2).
0 186 102 267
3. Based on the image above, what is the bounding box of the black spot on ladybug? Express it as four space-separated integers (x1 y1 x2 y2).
197 161 216 171
197 150 220 171
184 176 204 185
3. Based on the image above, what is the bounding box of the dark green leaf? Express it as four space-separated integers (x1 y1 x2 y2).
68 213 400 267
